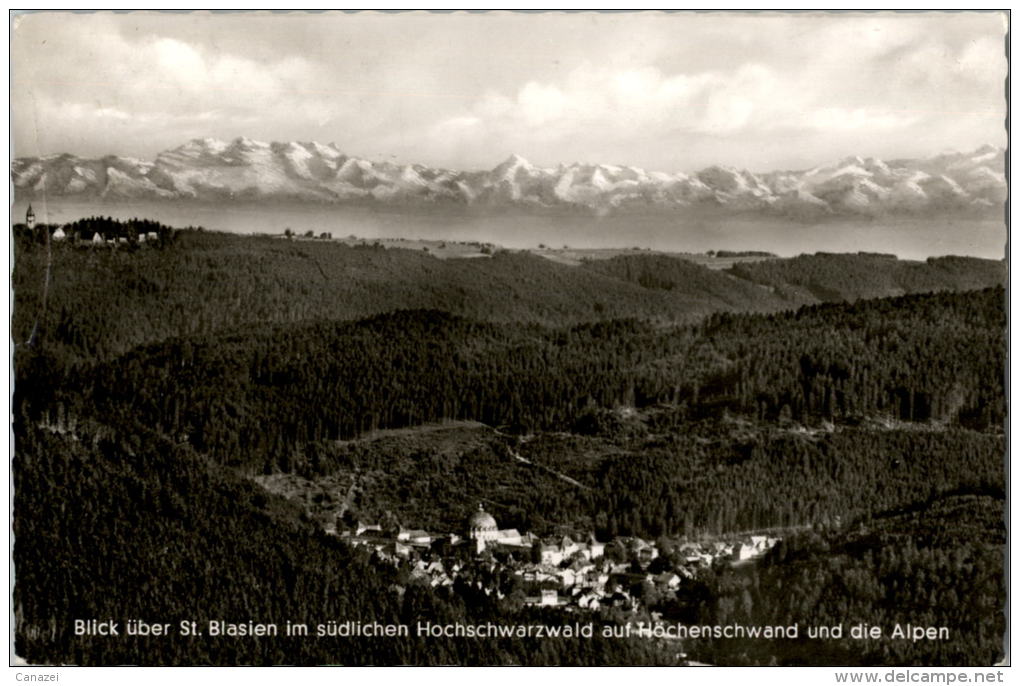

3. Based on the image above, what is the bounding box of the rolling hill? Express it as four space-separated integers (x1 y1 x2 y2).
12 229 1005 369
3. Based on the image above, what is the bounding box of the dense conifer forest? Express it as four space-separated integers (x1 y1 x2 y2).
12 229 1005 366
683 494 1005 666
11 227 1006 666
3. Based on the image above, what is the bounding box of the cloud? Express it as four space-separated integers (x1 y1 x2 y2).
457 64 761 137
11 11 1008 171
12 17 347 157
415 13 1005 169
806 108 919 132
426 60 919 163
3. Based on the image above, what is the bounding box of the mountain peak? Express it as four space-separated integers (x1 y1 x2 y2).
493 152 531 169
488 153 536 183
183 137 227 150
229 136 268 149
10 140 1006 218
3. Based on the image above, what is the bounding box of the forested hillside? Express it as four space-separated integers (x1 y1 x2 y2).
12 231 784 367
728 252 1006 303
581 253 781 304
21 287 1001 476
11 229 1006 666
688 494 1005 666
248 420 1004 543
13 422 671 666
12 230 1004 370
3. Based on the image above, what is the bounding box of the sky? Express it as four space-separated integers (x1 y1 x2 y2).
10 11 1008 173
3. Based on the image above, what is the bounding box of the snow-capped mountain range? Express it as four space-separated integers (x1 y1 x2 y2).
12 138 1006 218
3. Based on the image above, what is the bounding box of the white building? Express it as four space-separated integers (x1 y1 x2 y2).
468 504 500 552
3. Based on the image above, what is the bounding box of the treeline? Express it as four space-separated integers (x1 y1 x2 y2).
682 493 1005 665
729 252 1006 303
12 230 1005 371
711 250 776 257
13 421 673 666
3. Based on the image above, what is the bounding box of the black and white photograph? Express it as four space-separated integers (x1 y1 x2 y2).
8 10 1009 671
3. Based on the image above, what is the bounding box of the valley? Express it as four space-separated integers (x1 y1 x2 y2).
11 219 1007 666
11 7 1008 672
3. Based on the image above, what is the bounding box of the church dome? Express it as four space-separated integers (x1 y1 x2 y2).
467 504 498 533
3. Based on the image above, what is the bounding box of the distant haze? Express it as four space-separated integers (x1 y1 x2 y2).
12 200 1006 261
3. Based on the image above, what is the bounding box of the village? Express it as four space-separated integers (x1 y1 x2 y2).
16 205 179 247
330 503 779 614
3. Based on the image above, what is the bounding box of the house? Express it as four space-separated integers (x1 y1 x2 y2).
496 529 522 546
92 232 105 245
752 536 779 553
539 589 559 606
51 226 66 241
557 568 578 589
540 544 564 566
356 521 382 536
397 528 432 546
732 543 756 562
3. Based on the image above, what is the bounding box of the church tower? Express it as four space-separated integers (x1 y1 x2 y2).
25 204 35 231
467 503 499 553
